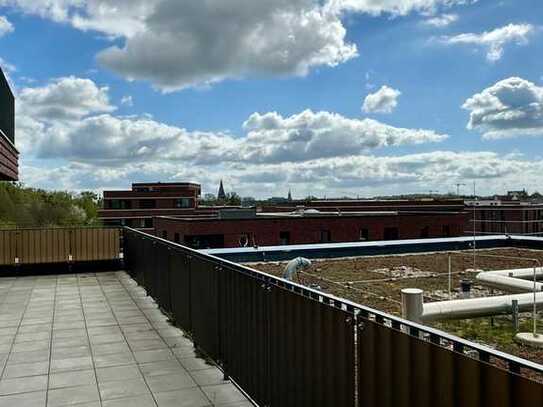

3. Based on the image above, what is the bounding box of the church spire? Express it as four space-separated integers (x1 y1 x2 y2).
218 179 226 201
288 188 292 201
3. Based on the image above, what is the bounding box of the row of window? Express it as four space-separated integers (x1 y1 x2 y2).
106 198 193 210
159 226 450 249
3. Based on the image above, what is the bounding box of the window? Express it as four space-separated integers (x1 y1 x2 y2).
320 230 331 243
359 229 369 241
279 231 290 245
139 199 156 209
175 198 192 208
174 233 180 243
109 200 132 209
161 230 168 240
442 225 451 237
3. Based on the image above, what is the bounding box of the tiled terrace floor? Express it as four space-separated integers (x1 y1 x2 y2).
0 271 252 407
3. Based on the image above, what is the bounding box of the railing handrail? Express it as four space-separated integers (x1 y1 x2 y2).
125 227 543 375
0 225 115 232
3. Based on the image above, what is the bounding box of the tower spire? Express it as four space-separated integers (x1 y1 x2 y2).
218 179 226 201
288 188 292 202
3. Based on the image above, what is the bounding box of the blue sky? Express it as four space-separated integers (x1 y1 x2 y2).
0 0 542 198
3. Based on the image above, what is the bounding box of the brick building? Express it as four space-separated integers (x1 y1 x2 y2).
99 182 202 231
0 66 18 181
465 200 543 236
155 208 467 249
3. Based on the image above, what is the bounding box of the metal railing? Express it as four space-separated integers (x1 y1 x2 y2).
0 227 122 266
124 228 543 406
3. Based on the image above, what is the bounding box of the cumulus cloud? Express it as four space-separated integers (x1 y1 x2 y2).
440 23 535 62
422 13 458 27
18 76 115 122
462 77 543 139
17 76 540 197
362 85 401 114
241 110 444 163
0 15 14 37
1 0 479 92
17 78 446 166
97 0 357 92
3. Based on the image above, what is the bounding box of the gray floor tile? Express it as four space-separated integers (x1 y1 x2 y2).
96 365 142 383
9 349 50 364
146 372 196 393
47 384 99 407
49 369 96 389
0 375 48 395
0 390 46 407
102 394 157 407
139 361 186 378
94 352 136 368
99 377 150 401
154 388 210 407
134 349 175 364
50 356 93 373
3 361 49 379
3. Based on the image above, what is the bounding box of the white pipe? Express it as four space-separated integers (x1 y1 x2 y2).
421 292 543 322
476 267 543 293
283 257 312 281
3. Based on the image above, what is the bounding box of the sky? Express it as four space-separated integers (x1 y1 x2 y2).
0 0 542 199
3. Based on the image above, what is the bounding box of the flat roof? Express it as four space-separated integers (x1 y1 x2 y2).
0 271 249 406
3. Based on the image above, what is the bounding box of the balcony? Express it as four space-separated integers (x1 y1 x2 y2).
1 227 542 406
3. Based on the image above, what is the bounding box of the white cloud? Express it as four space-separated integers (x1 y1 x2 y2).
362 85 401 114
440 23 535 62
120 95 133 106
18 76 115 122
241 110 445 163
0 15 14 37
462 77 543 139
329 0 470 16
17 78 446 165
423 13 458 27
0 0 478 92
97 0 357 92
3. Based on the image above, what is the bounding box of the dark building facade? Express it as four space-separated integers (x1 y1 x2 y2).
0 66 18 181
155 208 467 249
465 200 543 236
99 182 202 230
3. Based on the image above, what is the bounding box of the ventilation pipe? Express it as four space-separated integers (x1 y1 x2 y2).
283 257 312 281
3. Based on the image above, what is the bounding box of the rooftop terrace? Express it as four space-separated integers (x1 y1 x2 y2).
0 270 250 407
1 227 542 406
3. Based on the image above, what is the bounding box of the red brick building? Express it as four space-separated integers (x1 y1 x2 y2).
155 208 467 249
99 182 202 230
465 200 543 236
0 66 18 181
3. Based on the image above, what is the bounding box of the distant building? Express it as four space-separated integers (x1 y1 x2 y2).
154 206 467 249
465 199 543 236
0 66 18 181
99 182 202 230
